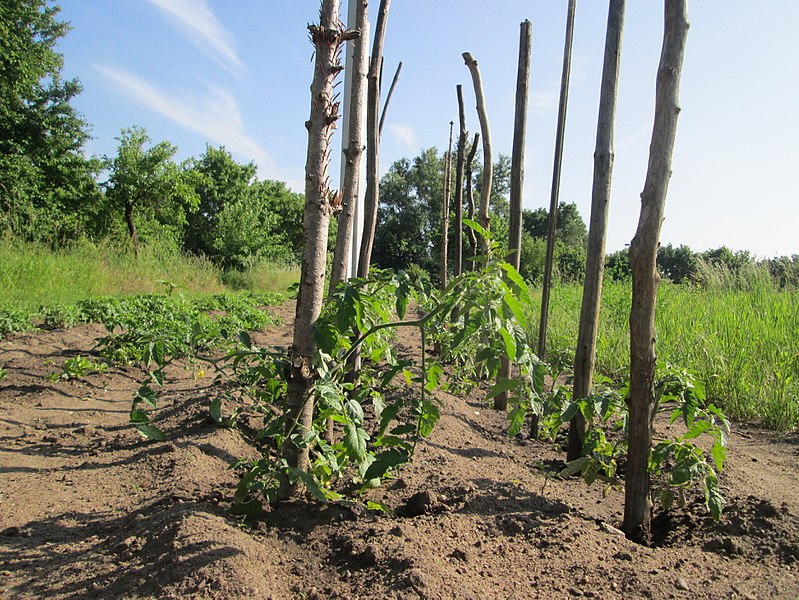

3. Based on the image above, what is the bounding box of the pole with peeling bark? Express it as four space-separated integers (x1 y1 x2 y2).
497 19 532 412
453 85 467 278
567 0 626 461
279 0 356 500
357 0 391 278
440 121 454 289
462 52 492 252
465 132 480 267
538 0 577 361
329 0 369 297
378 61 403 139
623 0 689 543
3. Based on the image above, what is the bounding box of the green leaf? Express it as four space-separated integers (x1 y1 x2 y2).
502 292 527 328
501 262 531 298
499 327 517 361
559 402 580 425
396 282 410 320
560 456 590 477
130 407 149 423
344 423 368 462
711 440 727 472
229 498 263 517
372 394 387 421
507 405 526 438
366 500 396 516
684 419 712 439
362 448 409 481
486 377 519 400
418 400 440 438
313 320 339 355
238 331 252 350
346 399 365 425
137 424 166 441
209 397 223 424
290 468 327 503
463 218 490 241
705 471 725 520
378 402 402 436
425 362 443 392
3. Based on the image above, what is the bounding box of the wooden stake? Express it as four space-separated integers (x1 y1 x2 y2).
538 0 577 361
378 61 403 139
453 85 467 278
462 52 492 251
357 0 391 278
567 0 626 461
440 121 454 289
497 19 532 412
623 0 689 543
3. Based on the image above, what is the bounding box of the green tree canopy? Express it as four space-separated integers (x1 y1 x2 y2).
103 127 199 254
0 0 101 243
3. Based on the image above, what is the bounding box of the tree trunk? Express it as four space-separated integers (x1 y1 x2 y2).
440 122 454 289
497 19 532 412
329 0 369 297
538 0 576 362
465 133 480 267
567 0 626 462
453 85 467 278
378 61 403 139
532 0 576 439
279 0 354 500
462 53 492 251
124 199 139 256
357 0 391 278
623 0 689 543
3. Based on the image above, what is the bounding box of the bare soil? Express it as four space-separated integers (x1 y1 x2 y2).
2 302 799 599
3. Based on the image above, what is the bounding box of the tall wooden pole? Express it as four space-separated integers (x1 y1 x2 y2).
453 85 467 278
378 61 403 139
567 0 626 461
440 121 454 289
538 0 577 360
279 0 355 500
497 19 532 412
465 133 480 267
329 0 369 296
357 0 391 278
623 0 689 543
462 52 493 251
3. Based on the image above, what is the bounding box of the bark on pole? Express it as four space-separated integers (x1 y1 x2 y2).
538 0 577 361
567 0 626 462
329 0 369 297
278 0 353 500
623 0 689 543
462 52 492 250
357 0 391 278
497 19 532 412
453 85 467 278
465 133 480 267
378 61 403 139
531 0 576 439
440 121 454 289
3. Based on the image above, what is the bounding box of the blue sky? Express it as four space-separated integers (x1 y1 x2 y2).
57 1 798 257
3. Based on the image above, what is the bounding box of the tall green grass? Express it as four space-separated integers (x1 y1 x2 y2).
529 277 799 430
0 241 300 310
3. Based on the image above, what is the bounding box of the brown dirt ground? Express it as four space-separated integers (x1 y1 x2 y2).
1 301 799 599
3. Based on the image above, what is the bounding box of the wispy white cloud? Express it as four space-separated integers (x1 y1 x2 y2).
145 0 245 76
95 64 273 173
530 89 559 115
388 123 416 148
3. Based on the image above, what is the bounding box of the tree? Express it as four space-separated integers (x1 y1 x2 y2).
0 0 101 243
103 127 198 254
183 145 257 260
656 243 696 283
522 202 587 248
